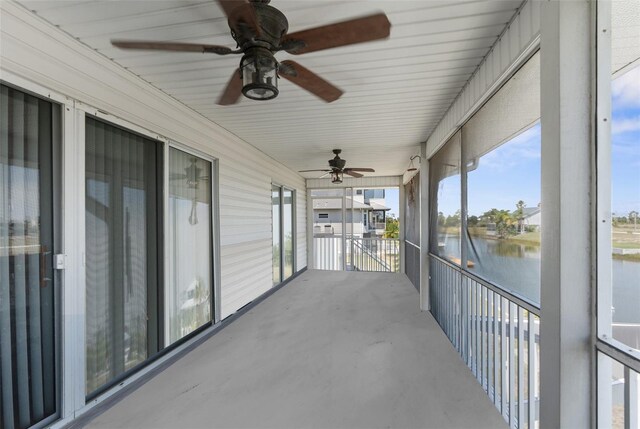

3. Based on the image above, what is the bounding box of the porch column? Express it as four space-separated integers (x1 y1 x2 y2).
419 141 429 311
539 1 593 427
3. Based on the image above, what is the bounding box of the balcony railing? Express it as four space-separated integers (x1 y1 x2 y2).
313 236 399 273
349 237 399 273
429 253 540 429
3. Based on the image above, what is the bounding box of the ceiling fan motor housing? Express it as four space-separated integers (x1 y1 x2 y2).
230 2 289 50
329 158 346 170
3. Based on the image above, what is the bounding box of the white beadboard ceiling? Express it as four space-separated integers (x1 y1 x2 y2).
19 0 522 177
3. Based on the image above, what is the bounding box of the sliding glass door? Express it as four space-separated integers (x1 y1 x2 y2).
85 117 163 396
166 147 213 345
272 185 281 285
1 84 59 429
272 185 295 284
283 188 294 280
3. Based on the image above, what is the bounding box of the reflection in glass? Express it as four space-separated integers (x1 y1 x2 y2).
272 185 281 284
0 85 57 429
283 189 294 280
167 148 212 345
85 117 162 395
429 131 461 263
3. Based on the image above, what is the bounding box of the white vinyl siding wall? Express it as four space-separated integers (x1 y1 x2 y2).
0 1 307 320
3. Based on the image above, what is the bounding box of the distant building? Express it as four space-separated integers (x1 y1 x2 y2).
313 189 391 237
514 206 541 232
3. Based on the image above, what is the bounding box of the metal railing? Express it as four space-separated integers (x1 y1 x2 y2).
596 338 640 428
349 237 399 273
429 253 540 429
313 236 399 273
405 241 420 290
313 236 343 270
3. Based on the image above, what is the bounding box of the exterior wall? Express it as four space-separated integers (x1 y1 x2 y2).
0 1 307 322
524 211 542 227
312 209 367 236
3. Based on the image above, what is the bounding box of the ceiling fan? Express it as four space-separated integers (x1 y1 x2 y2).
111 0 391 105
299 149 375 183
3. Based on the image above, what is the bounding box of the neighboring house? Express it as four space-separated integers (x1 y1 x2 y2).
313 190 390 237
515 206 542 232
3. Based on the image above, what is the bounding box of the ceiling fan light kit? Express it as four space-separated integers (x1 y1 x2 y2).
111 0 391 105
240 47 279 100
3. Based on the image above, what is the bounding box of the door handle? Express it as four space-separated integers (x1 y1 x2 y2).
40 245 52 288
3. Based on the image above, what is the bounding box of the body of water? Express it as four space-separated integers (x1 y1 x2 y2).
438 235 640 324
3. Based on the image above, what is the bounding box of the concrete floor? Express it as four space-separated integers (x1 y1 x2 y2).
85 270 507 429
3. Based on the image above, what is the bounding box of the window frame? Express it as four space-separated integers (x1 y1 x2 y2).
594 1 640 426
271 183 297 285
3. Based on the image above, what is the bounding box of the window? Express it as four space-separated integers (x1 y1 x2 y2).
463 52 541 304
272 185 295 284
85 117 163 396
428 52 541 306
318 213 329 219
364 189 385 200
166 147 213 345
272 185 281 285
596 2 640 426
283 189 294 280
609 53 640 351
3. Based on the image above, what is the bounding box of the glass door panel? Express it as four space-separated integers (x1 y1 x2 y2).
283 189 294 280
166 147 213 345
85 117 162 396
272 185 281 285
1 84 58 429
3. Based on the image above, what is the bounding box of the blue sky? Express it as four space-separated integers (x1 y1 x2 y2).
611 66 640 216
385 187 400 218
437 64 639 217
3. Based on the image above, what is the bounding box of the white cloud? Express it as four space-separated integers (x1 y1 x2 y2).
612 66 640 109
612 115 640 134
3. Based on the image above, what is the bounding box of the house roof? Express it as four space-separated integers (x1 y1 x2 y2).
313 198 370 210
512 206 541 218
312 198 390 211
368 201 391 211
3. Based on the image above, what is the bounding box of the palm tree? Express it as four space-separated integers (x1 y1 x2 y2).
516 200 526 233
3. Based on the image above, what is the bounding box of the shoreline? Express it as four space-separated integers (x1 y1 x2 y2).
462 232 640 262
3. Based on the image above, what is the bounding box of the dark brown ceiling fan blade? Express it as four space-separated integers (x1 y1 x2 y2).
217 0 261 37
279 60 343 102
111 40 238 55
344 170 364 178
281 13 391 55
344 168 375 172
217 69 243 105
299 169 332 173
